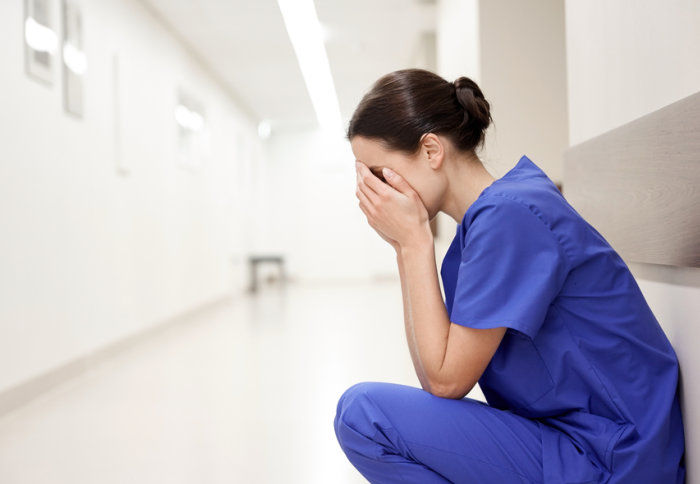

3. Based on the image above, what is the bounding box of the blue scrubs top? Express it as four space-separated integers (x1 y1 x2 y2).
440 155 685 484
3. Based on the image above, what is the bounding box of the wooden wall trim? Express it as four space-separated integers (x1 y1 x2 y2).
563 91 700 268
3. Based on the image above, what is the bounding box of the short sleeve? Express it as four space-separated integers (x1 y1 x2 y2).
450 196 569 339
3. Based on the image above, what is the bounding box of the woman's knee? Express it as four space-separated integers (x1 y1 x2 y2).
334 381 391 452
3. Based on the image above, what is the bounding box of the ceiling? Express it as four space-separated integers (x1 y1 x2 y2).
139 0 437 131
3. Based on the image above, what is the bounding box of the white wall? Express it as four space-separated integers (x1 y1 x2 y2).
0 0 260 394
478 0 568 183
565 0 700 481
566 0 700 146
436 0 480 84
437 0 568 184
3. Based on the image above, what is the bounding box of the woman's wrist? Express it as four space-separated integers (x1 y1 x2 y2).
399 225 434 256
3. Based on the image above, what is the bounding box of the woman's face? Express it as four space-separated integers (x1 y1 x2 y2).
350 135 445 220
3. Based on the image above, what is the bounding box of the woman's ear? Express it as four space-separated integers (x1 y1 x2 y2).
419 133 445 169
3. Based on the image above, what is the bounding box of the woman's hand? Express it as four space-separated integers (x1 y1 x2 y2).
355 161 432 250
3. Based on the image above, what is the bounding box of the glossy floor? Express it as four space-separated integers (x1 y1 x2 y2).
0 279 451 483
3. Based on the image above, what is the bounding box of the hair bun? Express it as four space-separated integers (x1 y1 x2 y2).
347 68 493 154
453 76 492 140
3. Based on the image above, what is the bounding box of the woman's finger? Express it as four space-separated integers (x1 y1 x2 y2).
357 174 381 209
356 162 390 203
356 185 375 218
382 167 418 199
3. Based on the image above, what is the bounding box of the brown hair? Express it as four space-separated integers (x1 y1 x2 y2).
347 68 493 154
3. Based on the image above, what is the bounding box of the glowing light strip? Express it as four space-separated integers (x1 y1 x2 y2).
276 0 342 135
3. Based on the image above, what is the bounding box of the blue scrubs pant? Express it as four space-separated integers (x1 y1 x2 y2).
334 381 543 484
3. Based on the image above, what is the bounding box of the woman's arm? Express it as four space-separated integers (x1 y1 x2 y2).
397 231 506 399
354 160 505 399
395 246 431 390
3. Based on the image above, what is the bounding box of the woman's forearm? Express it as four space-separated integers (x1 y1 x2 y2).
396 249 431 390
396 230 452 393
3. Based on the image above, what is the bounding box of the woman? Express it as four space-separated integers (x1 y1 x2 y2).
334 68 685 484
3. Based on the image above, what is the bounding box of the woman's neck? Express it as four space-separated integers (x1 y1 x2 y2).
440 153 496 224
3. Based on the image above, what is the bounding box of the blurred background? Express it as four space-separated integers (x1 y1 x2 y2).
0 0 699 483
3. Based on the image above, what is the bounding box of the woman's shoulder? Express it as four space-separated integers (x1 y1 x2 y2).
463 168 592 267
470 157 626 273
464 170 565 235
466 156 563 217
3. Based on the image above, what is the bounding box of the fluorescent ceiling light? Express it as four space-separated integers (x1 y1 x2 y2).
277 0 342 135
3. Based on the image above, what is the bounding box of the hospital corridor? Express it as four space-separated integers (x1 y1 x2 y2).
1 0 699 483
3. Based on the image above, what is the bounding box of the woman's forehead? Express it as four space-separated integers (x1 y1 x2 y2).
351 136 380 155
